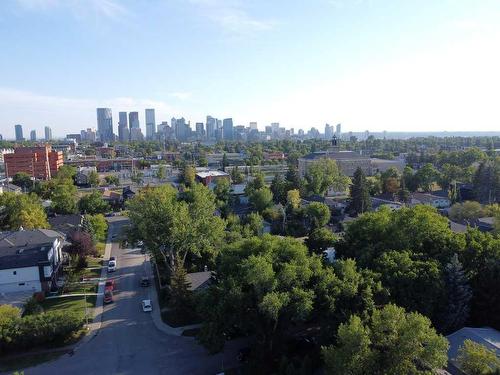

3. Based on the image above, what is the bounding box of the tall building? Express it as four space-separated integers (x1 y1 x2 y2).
44 126 52 141
96 108 114 142
325 123 334 139
195 122 204 140
4 145 63 180
30 130 37 141
249 122 258 130
336 123 341 136
271 122 280 134
129 112 140 129
222 118 234 140
206 116 216 140
15 124 24 141
118 112 129 142
145 109 156 140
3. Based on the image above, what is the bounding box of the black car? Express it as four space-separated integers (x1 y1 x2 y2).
140 277 150 287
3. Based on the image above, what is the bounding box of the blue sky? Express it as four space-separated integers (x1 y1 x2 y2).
1 0 500 138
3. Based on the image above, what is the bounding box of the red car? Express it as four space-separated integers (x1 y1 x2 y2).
105 279 115 292
104 290 113 304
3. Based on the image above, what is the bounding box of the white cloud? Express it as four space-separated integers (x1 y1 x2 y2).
0 88 179 138
188 0 276 35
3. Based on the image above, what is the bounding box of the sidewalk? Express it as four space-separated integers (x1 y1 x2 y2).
144 257 201 336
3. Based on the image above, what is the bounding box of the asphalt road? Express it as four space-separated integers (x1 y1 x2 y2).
28 219 241 375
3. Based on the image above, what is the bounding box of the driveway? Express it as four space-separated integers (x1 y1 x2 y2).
27 218 242 375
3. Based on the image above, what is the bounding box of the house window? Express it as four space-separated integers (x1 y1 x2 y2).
13 271 17 275
18 282 25 286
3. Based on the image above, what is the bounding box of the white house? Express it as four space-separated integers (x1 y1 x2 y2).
0 229 64 294
411 192 451 209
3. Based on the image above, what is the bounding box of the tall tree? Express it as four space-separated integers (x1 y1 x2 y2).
270 174 287 205
305 158 349 196
306 227 337 254
439 254 472 333
457 339 500 375
415 163 440 192
305 202 331 229
286 189 301 210
249 187 274 212
12 172 33 191
169 260 195 323
0 192 48 230
349 167 372 215
88 171 100 187
51 183 78 214
322 304 449 375
78 190 110 214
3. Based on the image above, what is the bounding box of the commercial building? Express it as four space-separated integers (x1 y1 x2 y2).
222 118 234 140
195 122 204 139
298 136 371 177
44 126 52 141
4 145 63 180
30 130 37 141
96 108 114 142
129 112 140 129
118 112 129 142
145 109 156 140
0 229 64 294
15 124 24 141
206 116 216 140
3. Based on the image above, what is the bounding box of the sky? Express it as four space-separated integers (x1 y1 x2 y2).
1 0 500 138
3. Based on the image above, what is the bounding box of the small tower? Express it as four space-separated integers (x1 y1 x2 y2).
330 134 340 152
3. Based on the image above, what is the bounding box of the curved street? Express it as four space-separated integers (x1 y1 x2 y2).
27 218 241 375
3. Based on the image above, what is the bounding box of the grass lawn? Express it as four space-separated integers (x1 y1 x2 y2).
81 267 102 280
0 350 68 372
86 257 103 268
63 282 98 294
40 295 96 318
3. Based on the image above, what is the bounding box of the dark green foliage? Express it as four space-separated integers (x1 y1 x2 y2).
473 158 500 204
12 172 33 191
306 227 337 254
349 167 371 215
270 173 288 205
439 254 472 333
78 190 110 214
169 262 195 324
305 202 331 229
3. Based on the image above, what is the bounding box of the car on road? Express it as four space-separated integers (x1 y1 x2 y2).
104 290 113 304
105 279 115 291
109 256 116 262
140 277 150 287
107 260 116 272
141 299 152 312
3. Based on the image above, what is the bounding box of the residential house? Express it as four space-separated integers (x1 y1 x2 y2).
48 214 83 238
186 271 212 292
195 169 230 187
0 229 64 293
75 166 97 186
446 327 500 374
122 186 138 201
411 192 451 209
0 182 22 194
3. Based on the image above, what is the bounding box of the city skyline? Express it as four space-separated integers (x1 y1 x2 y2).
1 1 500 137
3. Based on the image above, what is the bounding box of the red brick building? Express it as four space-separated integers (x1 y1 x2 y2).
4 145 63 180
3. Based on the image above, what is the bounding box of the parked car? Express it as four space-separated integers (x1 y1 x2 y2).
140 277 150 287
105 279 115 291
107 260 116 272
104 290 113 304
141 299 152 312
109 256 116 262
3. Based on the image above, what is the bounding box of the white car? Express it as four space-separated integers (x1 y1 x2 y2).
141 299 152 312
107 260 117 272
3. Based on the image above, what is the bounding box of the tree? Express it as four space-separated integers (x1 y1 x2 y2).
473 158 500 204
78 190 110 214
156 165 167 181
213 178 231 217
305 158 349 196
55 165 77 182
181 165 196 187
403 166 418 192
305 202 331 229
270 174 287 205
230 166 244 184
380 167 400 194
286 189 301 210
285 167 302 191
104 175 120 186
222 152 228 171
415 163 440 192
51 183 77 214
88 171 100 187
449 201 484 222
373 251 444 322
249 187 273 212
306 227 337 254
456 339 500 375
84 214 107 242
244 212 264 236
169 260 195 324
198 235 323 357
245 172 265 194
440 254 472 333
349 167 371 215
65 230 97 268
322 304 449 375
0 192 48 230
439 163 464 190
12 172 33 191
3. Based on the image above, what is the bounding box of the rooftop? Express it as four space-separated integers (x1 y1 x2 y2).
186 271 212 291
0 229 62 270
195 170 229 179
300 150 368 161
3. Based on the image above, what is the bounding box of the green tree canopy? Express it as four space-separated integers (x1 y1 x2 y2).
249 187 273 212
349 167 372 215
322 304 449 375
51 183 78 214
305 202 331 229
12 172 33 191
78 190 110 215
306 227 337 254
456 339 500 375
305 158 349 196
0 192 48 230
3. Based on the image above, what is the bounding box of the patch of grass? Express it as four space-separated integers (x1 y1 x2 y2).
81 267 102 280
40 295 96 319
86 257 103 268
63 282 98 294
0 350 68 372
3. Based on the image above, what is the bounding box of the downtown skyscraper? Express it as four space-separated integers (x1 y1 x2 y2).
222 118 234 140
44 126 52 141
15 124 24 141
145 109 156 140
96 108 114 142
118 112 129 142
